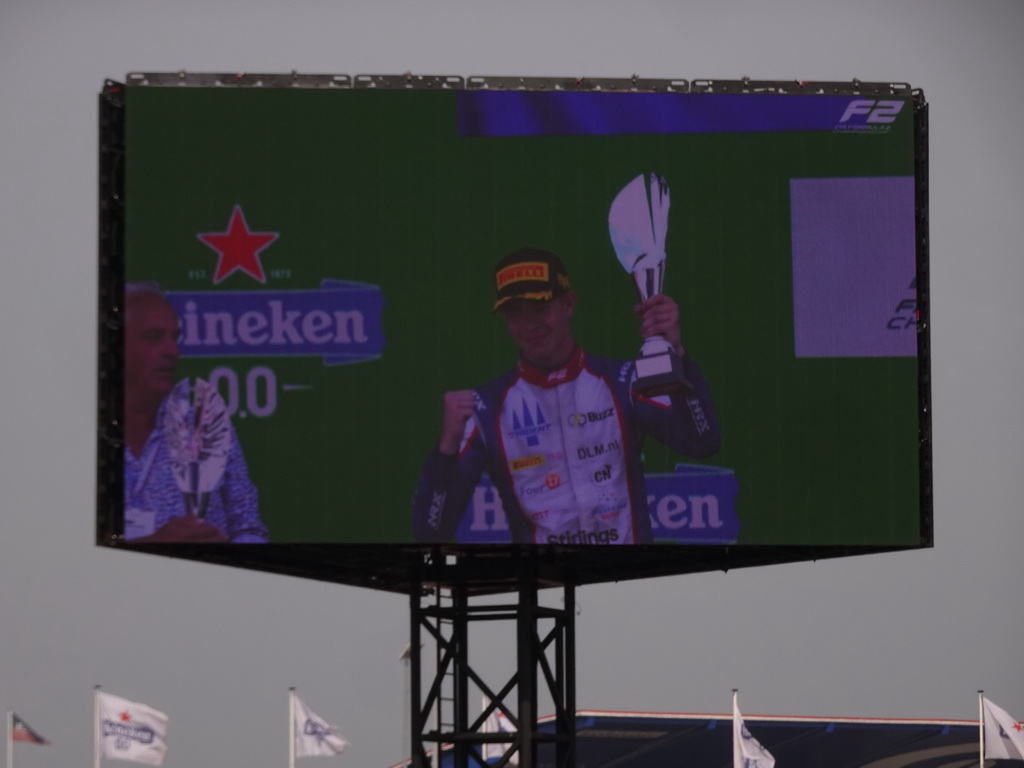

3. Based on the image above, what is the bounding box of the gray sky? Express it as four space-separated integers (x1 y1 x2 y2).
2 1 1023 767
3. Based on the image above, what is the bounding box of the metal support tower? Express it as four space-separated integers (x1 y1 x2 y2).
409 557 576 768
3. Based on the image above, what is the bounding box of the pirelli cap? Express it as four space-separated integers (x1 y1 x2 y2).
493 247 571 311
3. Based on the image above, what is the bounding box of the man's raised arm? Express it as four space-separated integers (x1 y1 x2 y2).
412 391 486 542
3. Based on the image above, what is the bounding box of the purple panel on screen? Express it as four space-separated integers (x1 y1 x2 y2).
455 92 889 137
791 176 917 358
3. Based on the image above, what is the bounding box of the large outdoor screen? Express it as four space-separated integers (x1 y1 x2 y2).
98 74 930 591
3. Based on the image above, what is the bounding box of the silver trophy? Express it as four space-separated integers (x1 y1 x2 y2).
165 378 231 518
608 172 693 396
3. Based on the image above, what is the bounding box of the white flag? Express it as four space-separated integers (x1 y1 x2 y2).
293 695 349 757
481 696 518 765
733 700 775 768
97 692 168 766
983 696 1024 760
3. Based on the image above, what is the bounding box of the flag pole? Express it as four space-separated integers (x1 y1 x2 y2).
7 709 13 768
289 688 296 768
978 690 984 768
732 689 738 768
94 686 102 768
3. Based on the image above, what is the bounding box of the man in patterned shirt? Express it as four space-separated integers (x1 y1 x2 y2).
123 282 268 543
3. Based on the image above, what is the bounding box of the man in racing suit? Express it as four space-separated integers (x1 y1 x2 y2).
412 248 719 545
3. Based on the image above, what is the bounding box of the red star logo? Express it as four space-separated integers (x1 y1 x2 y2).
198 205 279 284
119 710 131 722
1014 721 1023 733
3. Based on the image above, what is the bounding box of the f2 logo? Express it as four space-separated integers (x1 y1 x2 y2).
839 99 904 124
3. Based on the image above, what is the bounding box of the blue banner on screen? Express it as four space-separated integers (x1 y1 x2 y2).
166 281 385 364
456 92 909 137
456 465 739 544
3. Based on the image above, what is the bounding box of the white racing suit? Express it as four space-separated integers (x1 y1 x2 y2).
412 347 720 544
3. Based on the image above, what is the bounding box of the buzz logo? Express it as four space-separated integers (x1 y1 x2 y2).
837 99 904 125
567 408 614 427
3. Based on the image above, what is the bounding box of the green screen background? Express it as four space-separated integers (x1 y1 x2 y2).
124 87 920 546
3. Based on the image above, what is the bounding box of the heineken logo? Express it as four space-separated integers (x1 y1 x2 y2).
197 205 280 284
167 281 385 365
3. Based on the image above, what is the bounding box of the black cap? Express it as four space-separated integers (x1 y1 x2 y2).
493 247 571 311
